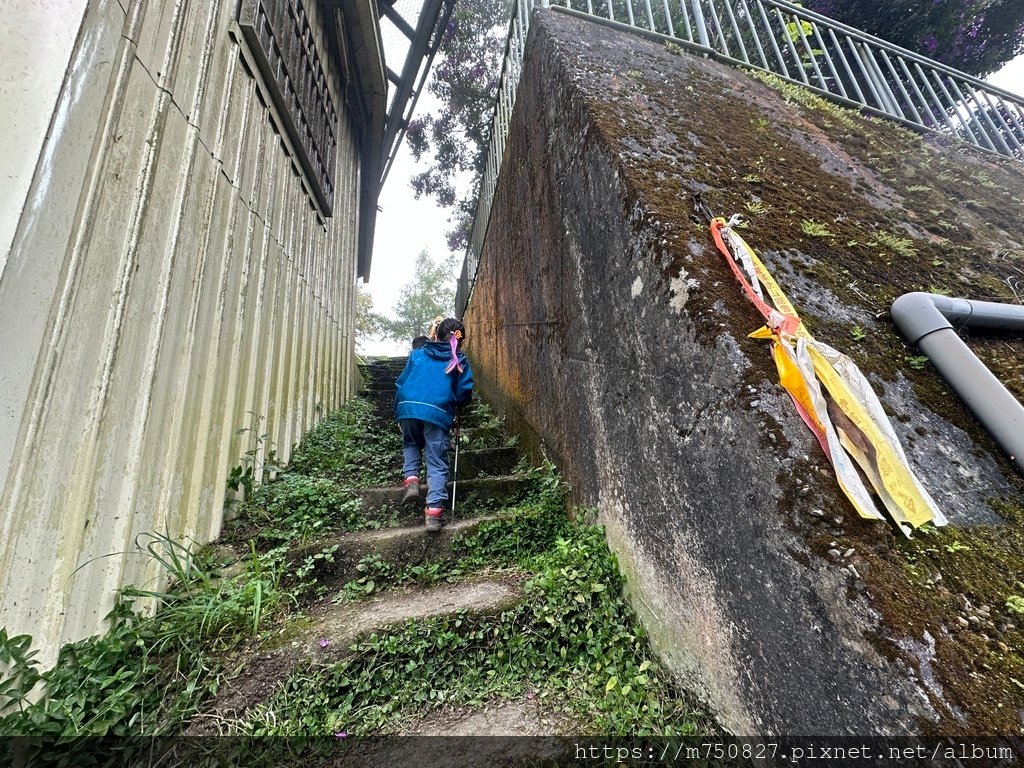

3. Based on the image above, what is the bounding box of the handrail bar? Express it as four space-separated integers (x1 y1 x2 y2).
745 0 1024 102
455 0 1024 316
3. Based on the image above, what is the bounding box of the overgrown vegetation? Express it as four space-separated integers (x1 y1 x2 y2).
0 393 397 763
239 475 364 546
459 399 518 450
240 486 708 740
0 534 272 765
0 384 712 765
288 397 401 484
225 412 283 507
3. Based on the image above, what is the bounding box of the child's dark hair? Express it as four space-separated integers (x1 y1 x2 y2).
411 335 428 349
434 318 466 348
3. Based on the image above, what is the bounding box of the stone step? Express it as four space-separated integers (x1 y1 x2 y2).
361 446 520 483
357 475 532 521
362 370 405 381
361 384 400 397
399 700 568 736
363 365 405 375
287 517 488 591
355 400 512 440
459 425 515 450
184 577 523 733
454 446 520 479
368 424 508 447
360 376 405 391
345 449 518 486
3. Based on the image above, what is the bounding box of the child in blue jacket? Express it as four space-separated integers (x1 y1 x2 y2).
395 318 474 530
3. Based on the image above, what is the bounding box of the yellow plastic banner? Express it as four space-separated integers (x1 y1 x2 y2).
713 218 944 533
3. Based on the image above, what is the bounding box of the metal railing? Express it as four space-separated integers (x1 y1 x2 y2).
455 0 1024 315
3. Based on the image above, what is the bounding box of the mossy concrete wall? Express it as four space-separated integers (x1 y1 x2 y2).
465 9 1024 737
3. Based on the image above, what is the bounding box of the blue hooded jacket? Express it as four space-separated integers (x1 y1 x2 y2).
395 341 474 429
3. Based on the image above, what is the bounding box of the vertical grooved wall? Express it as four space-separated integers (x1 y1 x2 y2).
0 0 366 664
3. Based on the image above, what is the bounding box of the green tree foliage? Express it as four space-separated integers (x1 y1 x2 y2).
355 283 386 350
377 250 458 343
805 0 1024 78
407 0 512 252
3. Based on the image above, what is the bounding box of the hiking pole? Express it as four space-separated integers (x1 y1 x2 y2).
450 407 462 520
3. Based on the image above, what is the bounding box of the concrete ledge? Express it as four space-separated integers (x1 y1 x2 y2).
287 517 486 590
357 475 532 518
185 576 524 733
461 8 1024 737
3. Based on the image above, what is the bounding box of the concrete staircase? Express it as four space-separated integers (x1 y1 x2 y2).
186 357 562 745
188 579 525 735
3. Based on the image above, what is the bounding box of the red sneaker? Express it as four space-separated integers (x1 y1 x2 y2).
402 476 420 503
424 507 444 531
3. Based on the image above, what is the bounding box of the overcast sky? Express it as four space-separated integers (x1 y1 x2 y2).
988 52 1024 93
363 52 1024 357
362 92 464 356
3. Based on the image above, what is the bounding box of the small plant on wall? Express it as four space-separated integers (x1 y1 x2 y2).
226 412 282 509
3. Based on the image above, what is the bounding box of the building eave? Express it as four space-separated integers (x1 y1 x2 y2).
335 0 386 281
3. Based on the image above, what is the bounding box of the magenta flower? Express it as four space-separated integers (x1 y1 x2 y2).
319 638 330 648
334 730 348 740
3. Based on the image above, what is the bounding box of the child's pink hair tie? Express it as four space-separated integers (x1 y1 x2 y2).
444 334 463 374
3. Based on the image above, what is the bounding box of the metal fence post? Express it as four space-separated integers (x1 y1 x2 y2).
691 0 710 48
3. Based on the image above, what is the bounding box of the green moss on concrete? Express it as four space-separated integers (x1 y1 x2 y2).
564 24 1024 736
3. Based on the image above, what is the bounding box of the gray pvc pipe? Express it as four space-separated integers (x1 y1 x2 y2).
891 292 1024 475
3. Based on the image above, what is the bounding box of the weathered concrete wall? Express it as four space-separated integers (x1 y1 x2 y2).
0 0 368 664
466 10 1024 737
0 0 90 275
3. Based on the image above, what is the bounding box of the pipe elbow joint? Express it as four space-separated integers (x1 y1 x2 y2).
891 292 953 346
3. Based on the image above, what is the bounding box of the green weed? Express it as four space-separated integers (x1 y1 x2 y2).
460 401 517 450
241 522 708 738
294 544 340 597
226 412 283 507
337 555 394 600
800 219 834 237
0 534 264 756
289 397 401 486
242 474 364 546
876 231 917 259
